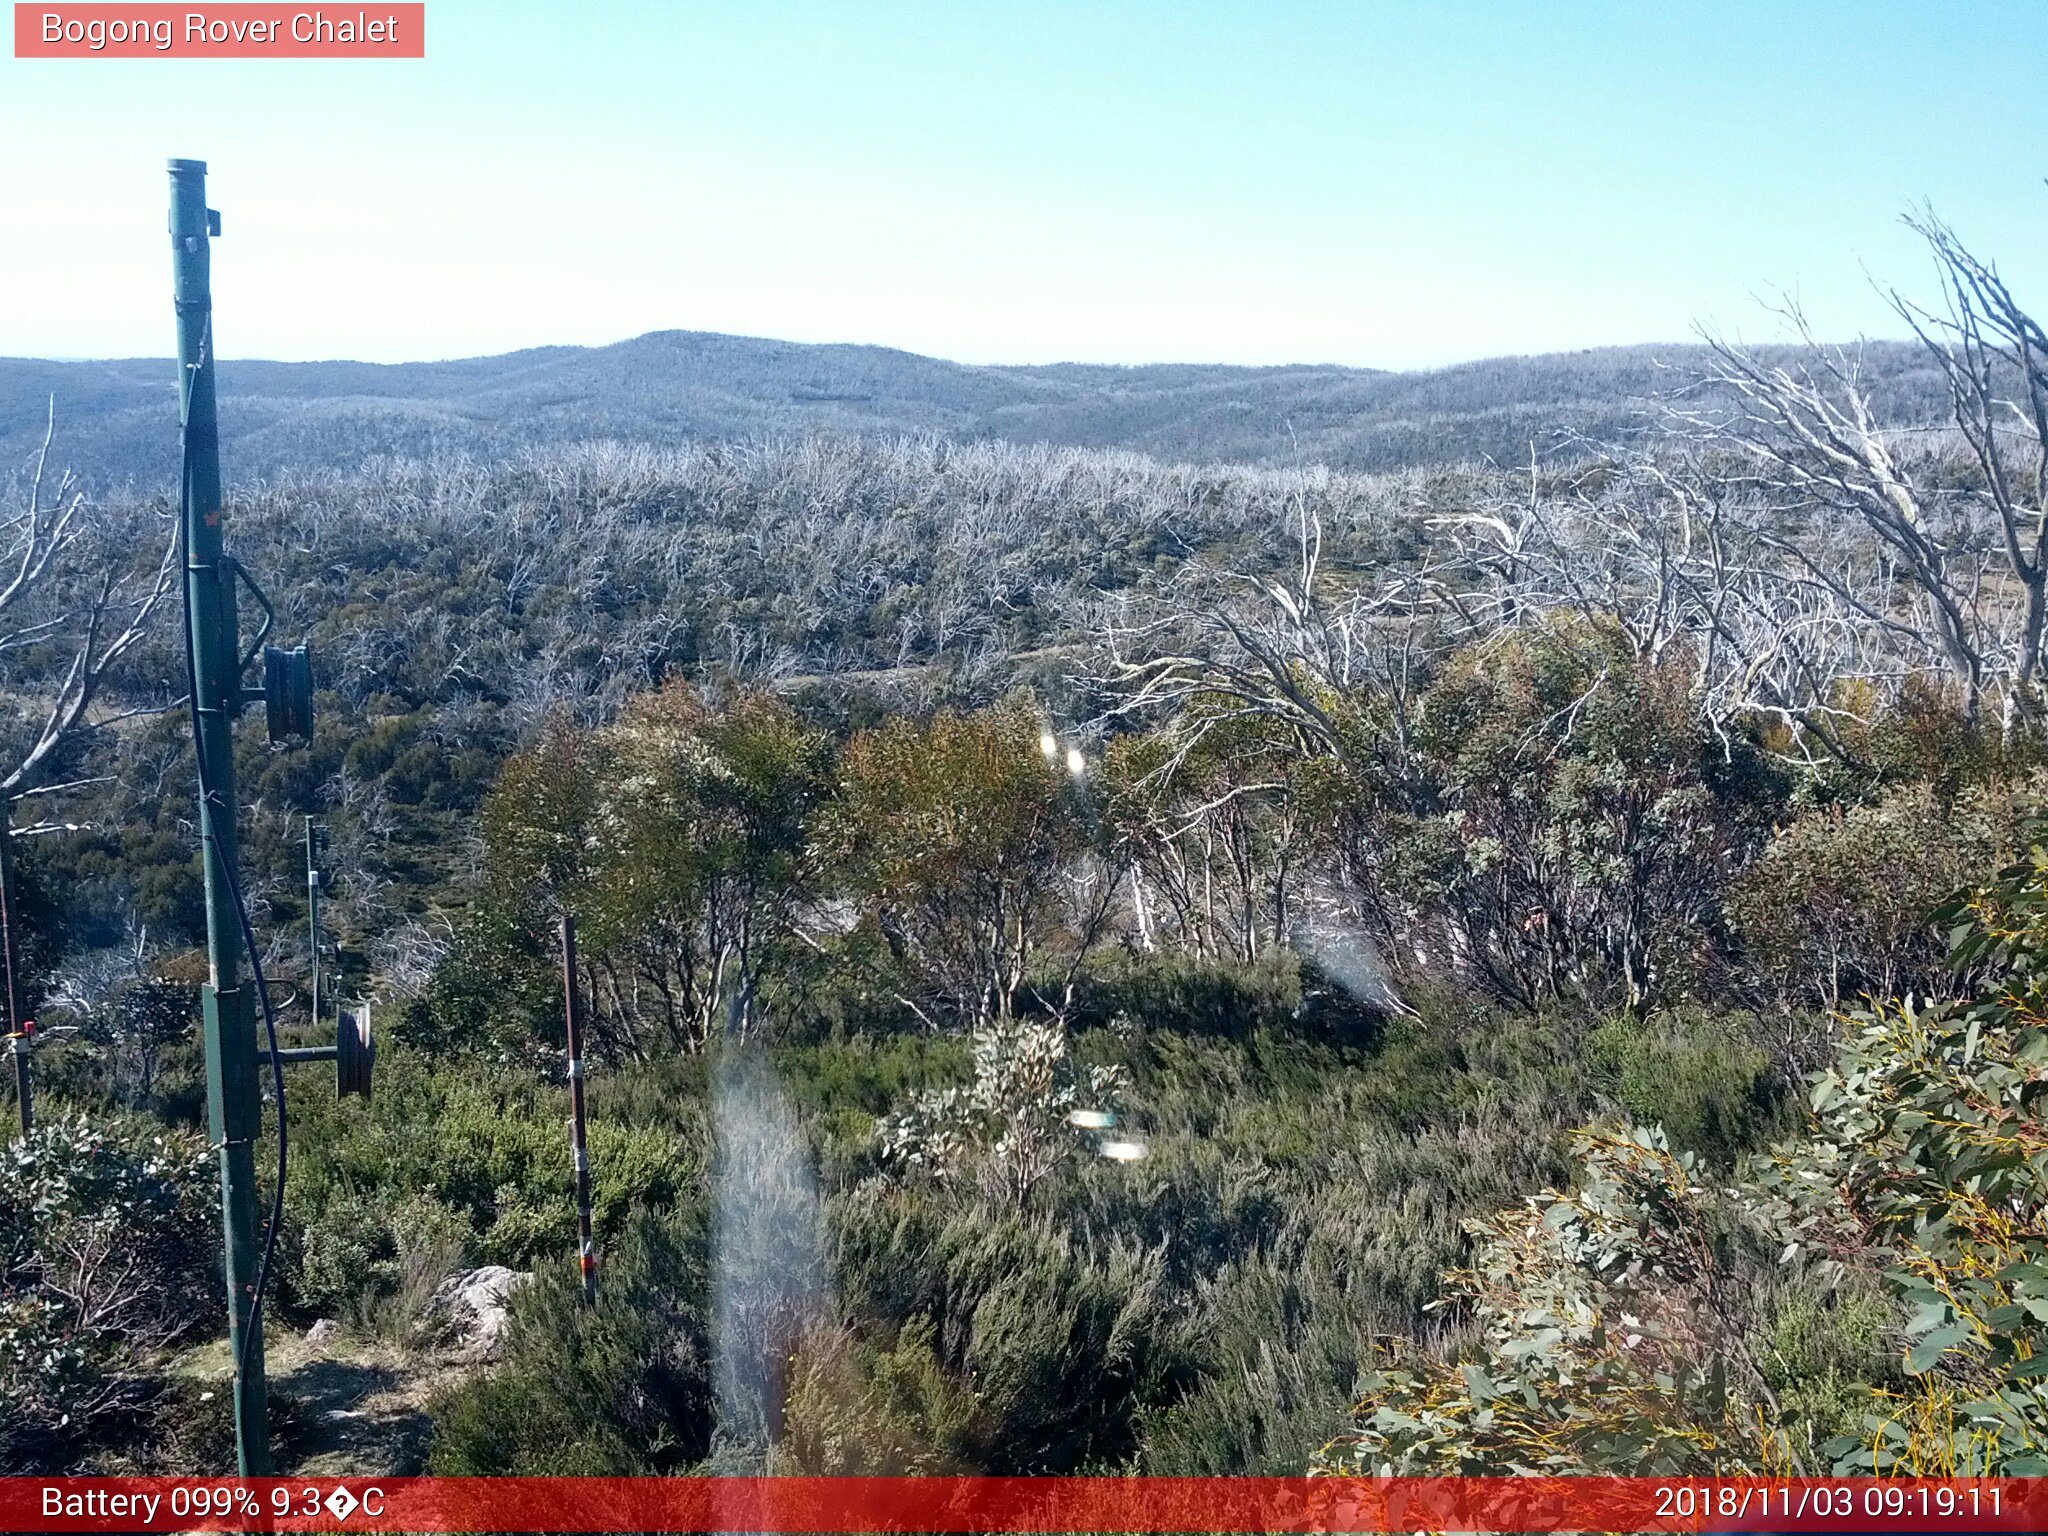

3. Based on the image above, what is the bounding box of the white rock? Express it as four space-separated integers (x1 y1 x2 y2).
305 1317 343 1350
429 1265 532 1357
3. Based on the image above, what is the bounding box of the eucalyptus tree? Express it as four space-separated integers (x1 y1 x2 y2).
473 680 831 1059
826 698 1112 1030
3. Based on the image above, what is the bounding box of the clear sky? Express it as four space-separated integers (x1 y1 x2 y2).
5 0 2046 369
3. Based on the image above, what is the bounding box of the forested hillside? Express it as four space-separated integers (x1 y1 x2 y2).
7 219 2048 1482
0 331 1948 487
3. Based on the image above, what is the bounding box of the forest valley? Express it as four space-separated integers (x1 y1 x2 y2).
6 213 2048 1479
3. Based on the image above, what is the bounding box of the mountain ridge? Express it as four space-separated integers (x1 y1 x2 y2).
0 328 1943 486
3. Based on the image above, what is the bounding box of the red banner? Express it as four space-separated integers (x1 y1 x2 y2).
13 4 424 58
2 1476 2043 1533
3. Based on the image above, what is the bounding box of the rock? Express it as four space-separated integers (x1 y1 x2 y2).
305 1317 343 1351
428 1265 532 1357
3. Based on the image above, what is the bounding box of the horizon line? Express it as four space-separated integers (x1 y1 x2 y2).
2 325 1927 377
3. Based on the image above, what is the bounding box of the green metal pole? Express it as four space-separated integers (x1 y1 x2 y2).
170 157 270 1476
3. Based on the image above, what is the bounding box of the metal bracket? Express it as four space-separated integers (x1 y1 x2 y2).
229 559 275 671
261 1002 372 1100
220 560 313 743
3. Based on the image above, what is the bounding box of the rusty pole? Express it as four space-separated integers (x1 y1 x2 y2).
559 914 597 1304
2 820 30 1135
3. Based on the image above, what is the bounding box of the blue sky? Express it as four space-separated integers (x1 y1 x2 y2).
5 1 2046 368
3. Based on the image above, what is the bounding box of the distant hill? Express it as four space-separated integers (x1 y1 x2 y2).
0 329 1948 487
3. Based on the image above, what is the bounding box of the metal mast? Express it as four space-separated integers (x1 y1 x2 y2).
171 157 270 1475
168 157 345 1477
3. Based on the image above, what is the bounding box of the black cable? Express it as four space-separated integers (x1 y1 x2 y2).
178 372 288 1393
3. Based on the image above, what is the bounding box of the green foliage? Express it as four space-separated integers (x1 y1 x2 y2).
0 1115 215 1470
1589 1007 1788 1168
1826 675 2046 803
428 1205 715 1474
1330 987 1599 1136
1329 825 2048 1479
30 949 199 1112
777 1314 979 1473
394 908 563 1062
1333 623 1784 1013
1746 846 2048 1471
1320 1127 1776 1477
470 679 833 1057
20 427 2048 1483
827 697 1093 1029
279 1043 703 1318
830 1187 1176 1472
1730 779 2031 1009
1756 1272 1900 1469
1134 1254 1366 1475
1065 949 1308 1042
293 1187 472 1335
14 293 2048 1505
415 995 1599 1482
876 1017 1129 1204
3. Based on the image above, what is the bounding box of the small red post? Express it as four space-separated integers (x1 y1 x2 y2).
559 914 597 1304
2 818 30 1136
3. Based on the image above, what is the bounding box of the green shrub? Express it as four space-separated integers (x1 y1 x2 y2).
280 1043 703 1316
1067 950 1306 1042
1325 827 2048 1479
1136 1256 1364 1475
1337 988 1596 1135
1755 1271 1900 1470
1589 1007 1788 1168
428 1203 715 1474
777 1316 978 1473
291 1185 381 1318
1729 779 2034 1009
0 1115 216 1470
830 1186 1179 1472
875 1018 1128 1205
1332 625 1784 1014
1318 1127 1780 1477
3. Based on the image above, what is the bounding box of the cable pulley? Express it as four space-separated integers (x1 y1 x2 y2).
263 644 314 743
336 1002 374 1099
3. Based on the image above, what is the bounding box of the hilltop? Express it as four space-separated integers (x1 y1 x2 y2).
0 330 1945 486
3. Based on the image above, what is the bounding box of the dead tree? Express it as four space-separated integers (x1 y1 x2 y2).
1093 483 1461 774
1669 214 2048 739
1 404 178 805
1441 450 1899 766
1 404 178 1128
1890 210 2048 730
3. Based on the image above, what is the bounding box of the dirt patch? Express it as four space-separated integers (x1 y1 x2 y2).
173 1327 483 1474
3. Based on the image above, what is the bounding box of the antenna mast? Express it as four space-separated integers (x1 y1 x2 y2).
170 156 272 1474
170 159 344 1476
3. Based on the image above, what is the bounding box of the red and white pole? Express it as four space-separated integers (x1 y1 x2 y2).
559 914 598 1304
